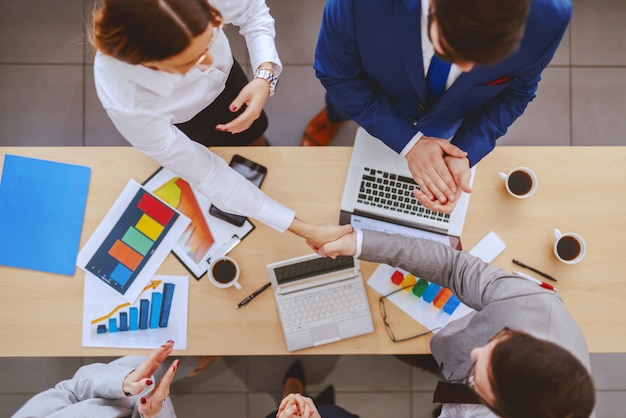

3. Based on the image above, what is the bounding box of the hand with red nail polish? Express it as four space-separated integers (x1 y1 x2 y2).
137 358 179 418
122 340 174 396
215 77 270 134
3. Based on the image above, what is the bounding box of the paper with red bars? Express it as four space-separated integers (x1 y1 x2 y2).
367 264 474 333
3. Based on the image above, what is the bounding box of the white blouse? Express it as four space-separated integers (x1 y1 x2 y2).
94 0 294 232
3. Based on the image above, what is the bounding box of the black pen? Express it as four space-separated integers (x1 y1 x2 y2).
512 259 558 282
235 282 272 309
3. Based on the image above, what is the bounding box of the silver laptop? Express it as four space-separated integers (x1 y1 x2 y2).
340 127 475 245
267 253 374 352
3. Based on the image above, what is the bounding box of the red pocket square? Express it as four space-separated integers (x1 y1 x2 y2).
486 76 511 86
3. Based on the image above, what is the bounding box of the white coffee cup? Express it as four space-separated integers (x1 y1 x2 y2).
498 167 537 198
553 228 586 264
208 256 241 289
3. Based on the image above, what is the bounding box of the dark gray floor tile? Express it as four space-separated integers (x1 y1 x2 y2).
590 353 626 391
412 392 441 418
499 67 571 146
0 65 83 146
84 64 128 146
248 355 342 393
172 356 248 393
0 394 35 418
571 0 626 66
550 26 571 67
338 392 411 418
0 0 84 64
264 65 326 146
594 391 626 418
267 0 324 66
0 357 82 393
572 68 626 145
170 393 247 418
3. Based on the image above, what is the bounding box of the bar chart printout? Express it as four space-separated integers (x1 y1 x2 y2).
367 264 474 332
77 180 190 303
83 275 189 349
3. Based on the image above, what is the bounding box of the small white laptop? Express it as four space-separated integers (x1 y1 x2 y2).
340 127 475 246
267 254 374 352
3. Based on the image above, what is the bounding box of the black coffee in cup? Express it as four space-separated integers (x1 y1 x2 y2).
508 170 534 196
212 259 237 283
556 236 582 261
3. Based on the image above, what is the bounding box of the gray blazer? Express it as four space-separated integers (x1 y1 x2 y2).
360 230 592 416
11 355 197 418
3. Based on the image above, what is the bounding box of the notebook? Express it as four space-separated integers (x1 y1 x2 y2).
340 127 476 247
267 254 374 352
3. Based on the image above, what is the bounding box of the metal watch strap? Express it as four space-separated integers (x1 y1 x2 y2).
254 68 278 97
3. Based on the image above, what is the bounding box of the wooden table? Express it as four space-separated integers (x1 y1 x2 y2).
0 146 624 356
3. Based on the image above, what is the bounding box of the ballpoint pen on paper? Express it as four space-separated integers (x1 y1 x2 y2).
512 259 558 282
513 271 558 292
235 282 272 309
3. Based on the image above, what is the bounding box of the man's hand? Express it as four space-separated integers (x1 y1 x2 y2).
277 393 320 418
311 231 357 259
288 218 353 250
414 155 472 213
405 137 467 208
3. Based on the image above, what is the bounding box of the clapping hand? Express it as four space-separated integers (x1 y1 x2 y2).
122 340 179 418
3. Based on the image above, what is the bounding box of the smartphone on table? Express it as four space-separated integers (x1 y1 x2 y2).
209 154 268 226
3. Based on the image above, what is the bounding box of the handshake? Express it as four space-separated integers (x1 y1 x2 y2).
287 219 358 259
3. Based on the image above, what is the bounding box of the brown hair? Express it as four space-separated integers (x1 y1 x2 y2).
432 0 531 65
489 331 595 418
91 0 222 64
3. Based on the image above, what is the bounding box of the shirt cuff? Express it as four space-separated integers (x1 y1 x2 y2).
255 197 295 233
354 229 364 258
399 131 425 157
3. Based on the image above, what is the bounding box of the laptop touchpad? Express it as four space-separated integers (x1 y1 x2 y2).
312 323 340 344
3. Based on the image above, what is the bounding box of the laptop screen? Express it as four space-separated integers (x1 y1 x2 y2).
273 255 355 285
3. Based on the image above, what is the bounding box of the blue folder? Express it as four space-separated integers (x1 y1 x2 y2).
0 154 91 276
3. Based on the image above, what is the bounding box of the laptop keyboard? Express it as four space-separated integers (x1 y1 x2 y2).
357 167 450 223
278 280 370 334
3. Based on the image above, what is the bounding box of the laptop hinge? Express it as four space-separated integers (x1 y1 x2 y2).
351 209 450 235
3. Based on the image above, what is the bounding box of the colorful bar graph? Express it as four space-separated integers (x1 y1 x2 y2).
85 189 178 295
389 270 459 315
92 282 176 335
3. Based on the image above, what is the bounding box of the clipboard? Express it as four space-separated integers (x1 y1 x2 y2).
143 167 255 279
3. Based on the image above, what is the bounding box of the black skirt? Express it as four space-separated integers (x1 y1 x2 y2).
175 59 268 147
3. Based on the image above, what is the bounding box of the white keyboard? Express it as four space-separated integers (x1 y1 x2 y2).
277 280 370 334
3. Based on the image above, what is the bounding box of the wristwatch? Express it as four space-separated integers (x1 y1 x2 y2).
254 68 278 97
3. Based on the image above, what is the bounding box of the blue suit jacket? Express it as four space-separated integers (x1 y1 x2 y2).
314 0 572 165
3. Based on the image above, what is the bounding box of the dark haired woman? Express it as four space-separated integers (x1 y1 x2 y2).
92 0 350 247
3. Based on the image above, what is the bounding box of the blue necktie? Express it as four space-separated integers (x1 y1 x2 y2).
426 55 451 105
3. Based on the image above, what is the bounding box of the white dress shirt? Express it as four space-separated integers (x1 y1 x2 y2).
94 0 294 232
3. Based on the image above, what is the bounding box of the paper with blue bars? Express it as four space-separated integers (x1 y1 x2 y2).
82 274 188 349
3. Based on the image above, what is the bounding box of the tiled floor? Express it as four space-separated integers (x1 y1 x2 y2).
1 0 625 416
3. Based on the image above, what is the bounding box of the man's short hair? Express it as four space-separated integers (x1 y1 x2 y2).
489 330 595 418
433 0 531 65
